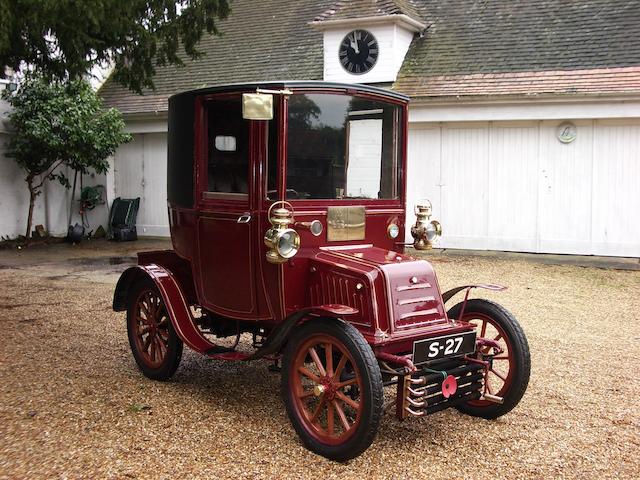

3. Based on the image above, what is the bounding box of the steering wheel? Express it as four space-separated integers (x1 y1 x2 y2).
285 188 301 199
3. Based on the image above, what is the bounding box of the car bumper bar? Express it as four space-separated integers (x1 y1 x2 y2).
396 361 484 419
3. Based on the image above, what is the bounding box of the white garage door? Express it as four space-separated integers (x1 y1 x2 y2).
113 132 170 236
407 120 640 257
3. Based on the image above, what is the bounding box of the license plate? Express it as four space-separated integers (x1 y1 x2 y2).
412 331 476 365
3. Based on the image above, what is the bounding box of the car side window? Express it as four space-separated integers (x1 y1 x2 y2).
207 98 249 196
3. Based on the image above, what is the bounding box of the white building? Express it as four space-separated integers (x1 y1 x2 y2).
7 0 639 256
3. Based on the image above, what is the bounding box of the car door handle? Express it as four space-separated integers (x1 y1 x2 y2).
237 214 251 224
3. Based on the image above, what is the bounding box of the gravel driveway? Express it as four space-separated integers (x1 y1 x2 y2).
1 242 638 479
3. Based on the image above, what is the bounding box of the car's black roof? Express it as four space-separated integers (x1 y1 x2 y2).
169 81 410 103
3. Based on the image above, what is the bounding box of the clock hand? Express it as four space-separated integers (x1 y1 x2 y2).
352 32 359 54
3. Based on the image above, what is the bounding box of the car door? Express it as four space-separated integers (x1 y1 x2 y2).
196 95 259 318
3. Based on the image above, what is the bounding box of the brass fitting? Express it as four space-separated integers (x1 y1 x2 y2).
264 201 301 264
410 200 442 250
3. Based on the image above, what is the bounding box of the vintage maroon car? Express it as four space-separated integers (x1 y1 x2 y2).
113 82 530 461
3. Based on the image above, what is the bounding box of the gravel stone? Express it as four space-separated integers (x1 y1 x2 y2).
0 251 639 479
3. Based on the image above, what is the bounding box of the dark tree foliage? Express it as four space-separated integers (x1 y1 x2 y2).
0 0 231 92
2 74 131 240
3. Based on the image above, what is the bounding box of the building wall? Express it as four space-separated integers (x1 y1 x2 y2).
0 149 110 238
112 131 169 236
0 96 109 239
406 99 640 257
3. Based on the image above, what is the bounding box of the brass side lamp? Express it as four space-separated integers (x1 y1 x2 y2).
410 200 442 250
264 201 301 264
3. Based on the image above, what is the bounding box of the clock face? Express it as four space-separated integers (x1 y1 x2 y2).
338 30 379 75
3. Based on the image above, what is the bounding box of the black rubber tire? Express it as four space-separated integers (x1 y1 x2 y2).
126 277 183 381
448 299 530 419
281 319 384 462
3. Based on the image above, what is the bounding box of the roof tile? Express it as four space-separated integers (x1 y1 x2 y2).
100 0 640 111
395 66 640 98
100 0 333 113
313 0 423 23
395 0 640 96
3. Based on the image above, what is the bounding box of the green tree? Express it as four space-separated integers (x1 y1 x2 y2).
2 75 131 240
0 0 230 92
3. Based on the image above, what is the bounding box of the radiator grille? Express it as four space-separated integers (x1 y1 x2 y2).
309 270 371 326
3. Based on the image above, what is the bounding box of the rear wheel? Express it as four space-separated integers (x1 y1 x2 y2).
448 299 530 419
281 319 383 461
126 278 183 380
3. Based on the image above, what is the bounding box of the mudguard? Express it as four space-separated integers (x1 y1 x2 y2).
113 264 216 354
441 283 506 304
246 304 358 361
115 265 358 360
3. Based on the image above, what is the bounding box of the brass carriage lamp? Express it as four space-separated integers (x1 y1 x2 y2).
264 201 301 264
411 200 442 250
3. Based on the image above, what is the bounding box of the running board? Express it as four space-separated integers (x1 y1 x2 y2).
208 351 251 361
206 345 236 355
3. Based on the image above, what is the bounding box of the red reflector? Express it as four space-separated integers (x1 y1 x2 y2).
442 375 458 398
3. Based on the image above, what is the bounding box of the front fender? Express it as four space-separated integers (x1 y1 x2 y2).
441 283 506 304
245 304 357 361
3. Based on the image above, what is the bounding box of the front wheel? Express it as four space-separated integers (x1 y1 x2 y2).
448 299 530 419
281 319 383 461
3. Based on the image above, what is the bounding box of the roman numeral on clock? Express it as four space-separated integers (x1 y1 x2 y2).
338 29 379 75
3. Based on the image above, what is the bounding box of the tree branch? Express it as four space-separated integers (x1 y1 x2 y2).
35 159 65 189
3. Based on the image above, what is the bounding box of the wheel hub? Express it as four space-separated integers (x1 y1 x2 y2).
314 376 338 400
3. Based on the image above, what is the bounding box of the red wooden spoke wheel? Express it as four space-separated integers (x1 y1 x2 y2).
126 278 183 381
465 312 514 406
282 320 383 462
291 334 363 444
448 299 530 419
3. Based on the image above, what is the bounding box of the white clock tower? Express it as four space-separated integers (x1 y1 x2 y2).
309 6 426 84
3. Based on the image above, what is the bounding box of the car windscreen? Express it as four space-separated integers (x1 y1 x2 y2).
270 93 402 201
